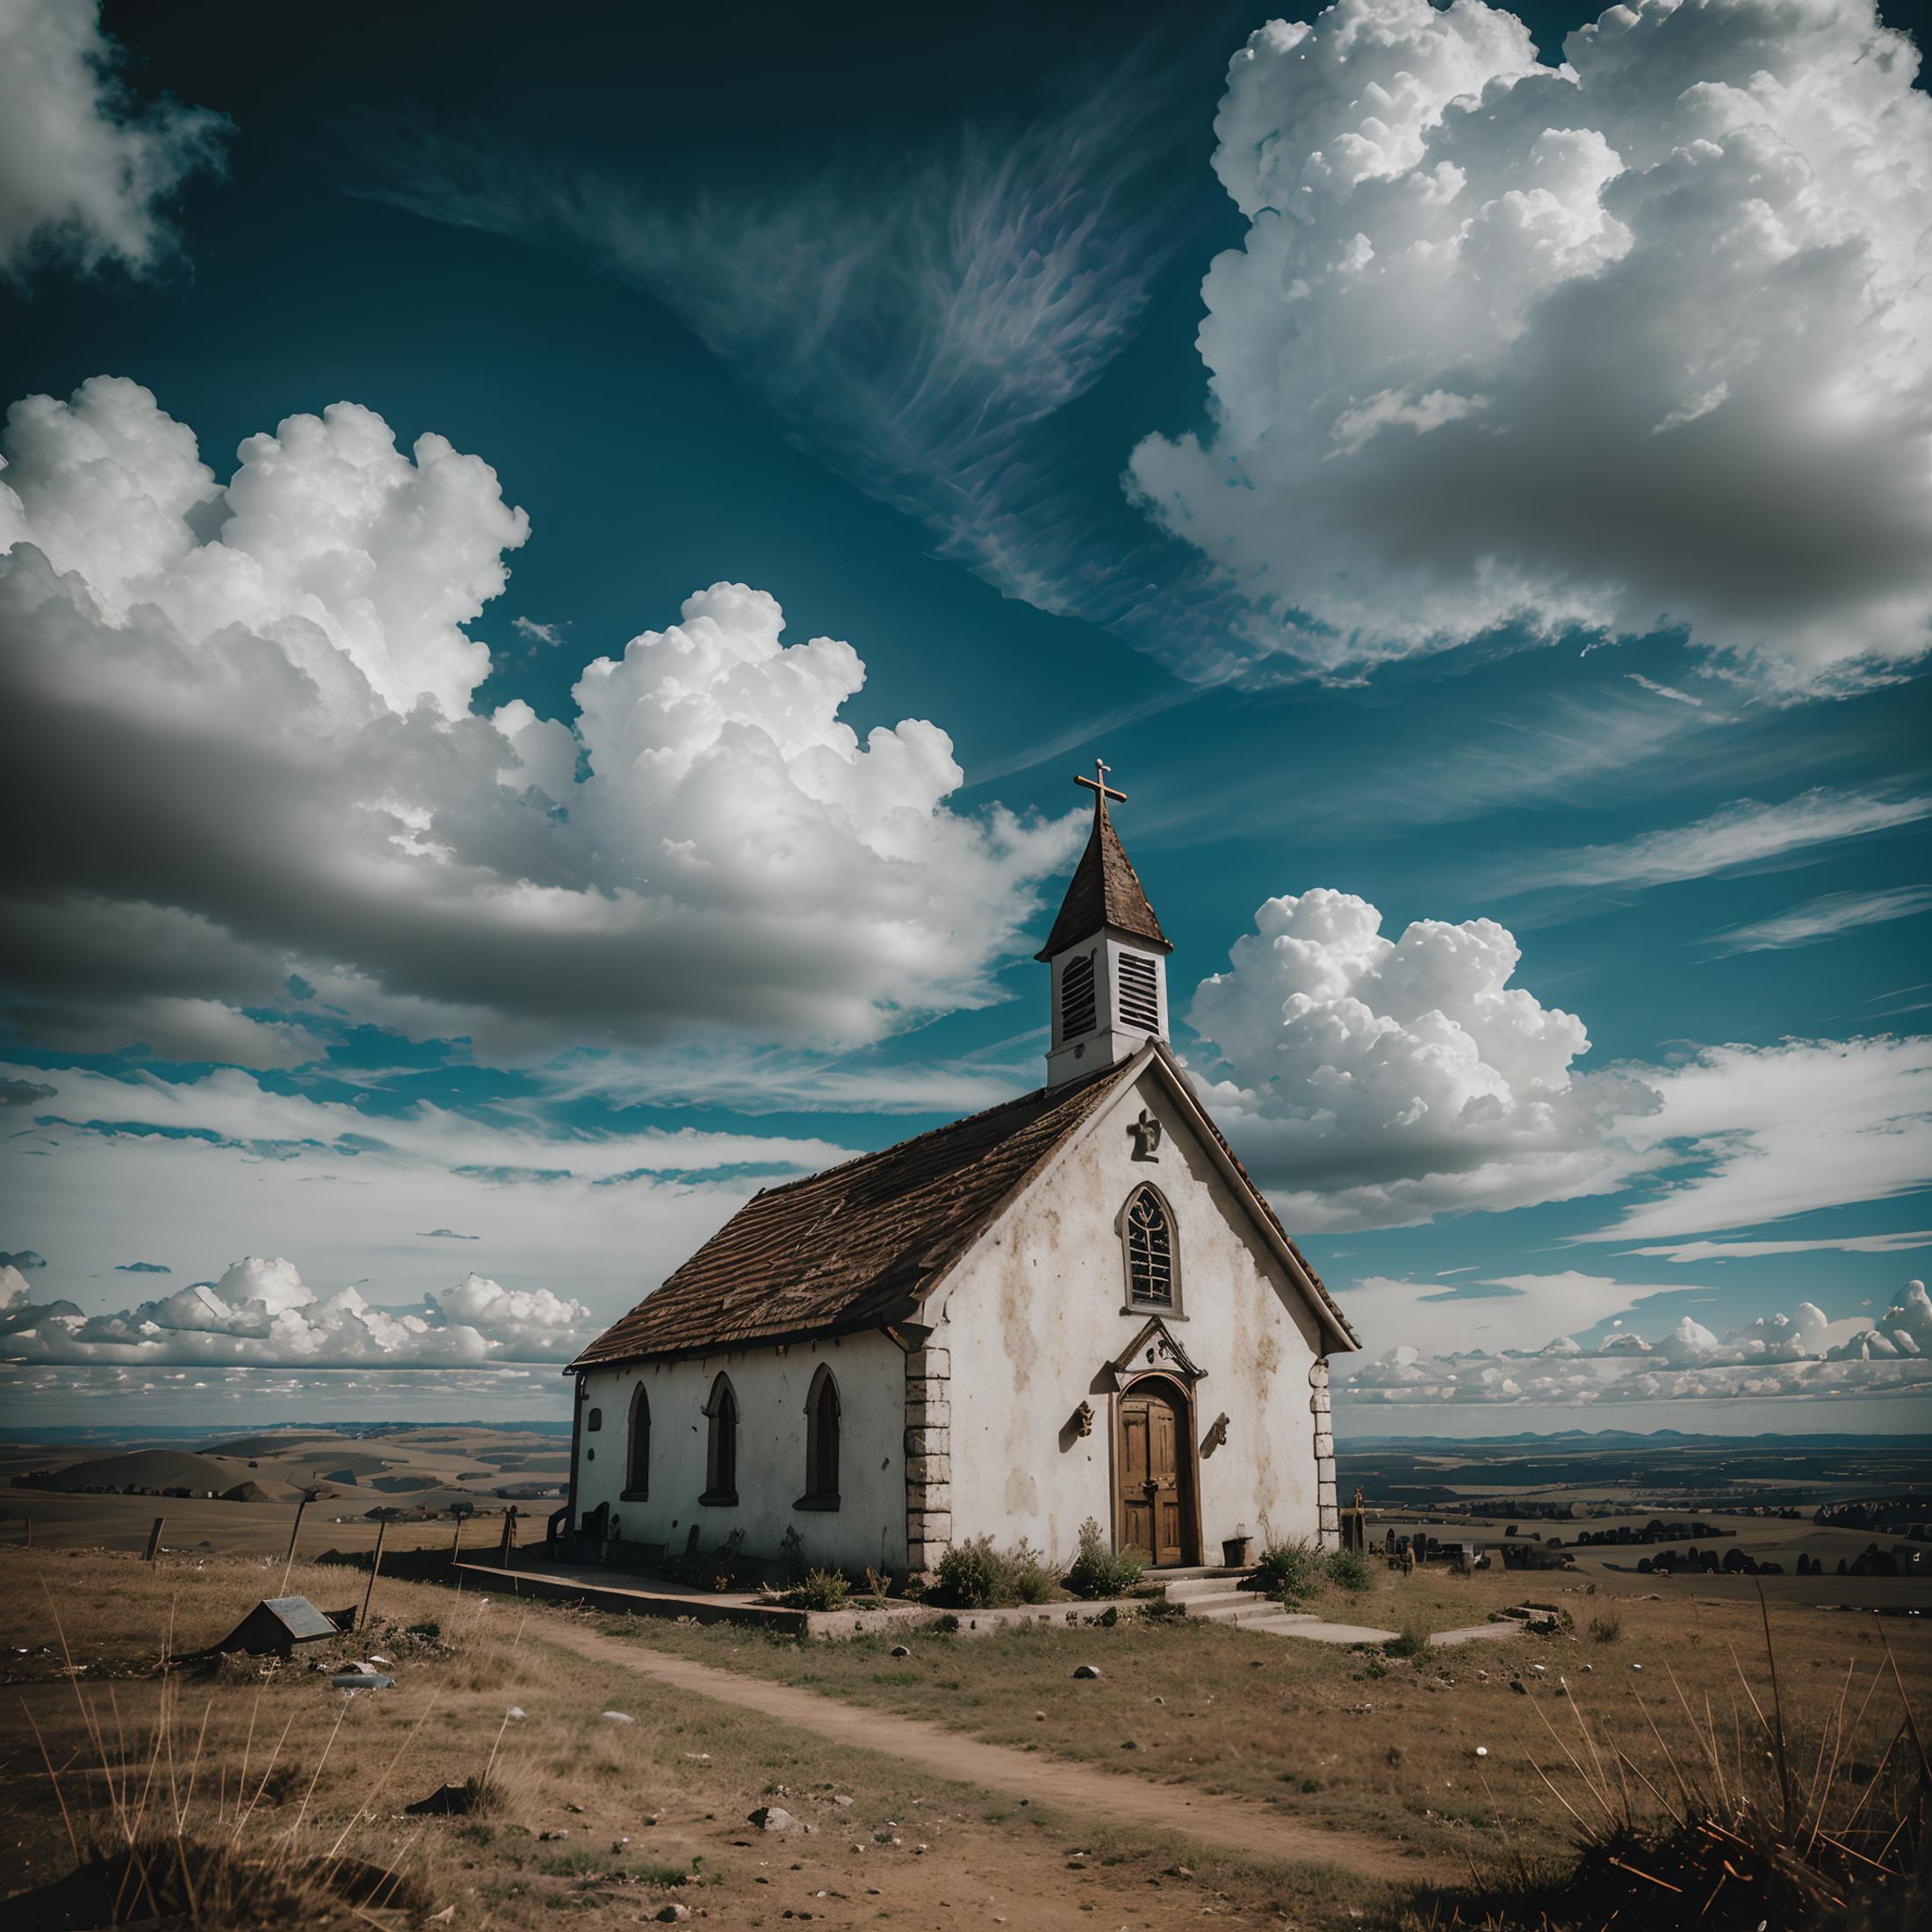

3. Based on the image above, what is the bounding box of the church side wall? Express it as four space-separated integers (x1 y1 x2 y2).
572 1329 907 1576
941 1068 1329 1566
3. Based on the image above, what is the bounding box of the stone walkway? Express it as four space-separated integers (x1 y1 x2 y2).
537 1618 1449 1885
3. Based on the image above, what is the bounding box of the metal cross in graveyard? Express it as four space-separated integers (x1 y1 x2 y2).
1074 757 1126 808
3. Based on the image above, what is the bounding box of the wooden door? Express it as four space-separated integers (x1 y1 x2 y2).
1117 1382 1190 1567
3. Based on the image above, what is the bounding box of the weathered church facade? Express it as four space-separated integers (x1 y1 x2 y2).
566 765 1359 1577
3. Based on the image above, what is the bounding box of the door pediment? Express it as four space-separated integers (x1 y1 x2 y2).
1100 1315 1205 1392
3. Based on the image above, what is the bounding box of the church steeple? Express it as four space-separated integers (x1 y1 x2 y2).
1038 761 1172 1089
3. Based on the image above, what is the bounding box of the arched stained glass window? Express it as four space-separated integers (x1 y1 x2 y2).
1125 1186 1174 1308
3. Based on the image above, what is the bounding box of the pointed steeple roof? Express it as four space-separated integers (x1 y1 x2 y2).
1034 761 1172 961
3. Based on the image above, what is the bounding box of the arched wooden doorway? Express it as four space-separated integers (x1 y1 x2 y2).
1114 1375 1198 1568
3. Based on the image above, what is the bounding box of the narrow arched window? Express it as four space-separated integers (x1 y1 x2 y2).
802 1366 840 1508
703 1373 739 1504
625 1385 650 1497
1125 1186 1174 1308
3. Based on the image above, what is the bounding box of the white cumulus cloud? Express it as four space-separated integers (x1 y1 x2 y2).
0 0 229 281
0 1253 592 1367
1186 888 1658 1229
1334 1278 1932 1407
1128 0 1932 694
0 377 1078 1064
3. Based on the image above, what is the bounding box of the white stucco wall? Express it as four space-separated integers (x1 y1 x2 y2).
573 1328 908 1575
940 1065 1329 1566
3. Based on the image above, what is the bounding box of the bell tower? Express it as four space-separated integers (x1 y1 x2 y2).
1037 760 1173 1089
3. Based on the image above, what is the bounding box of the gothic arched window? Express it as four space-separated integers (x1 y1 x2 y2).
1124 1186 1175 1309
624 1384 651 1498
703 1373 739 1505
800 1365 840 1508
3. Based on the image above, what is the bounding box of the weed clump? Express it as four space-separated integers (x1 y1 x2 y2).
1382 1622 1430 1659
782 1568 851 1611
1255 1539 1323 1606
1586 1607 1623 1643
1325 1548 1370 1593
934 1536 1056 1608
1064 1518 1147 1601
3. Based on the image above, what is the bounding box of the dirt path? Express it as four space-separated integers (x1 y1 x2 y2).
539 1620 1445 1885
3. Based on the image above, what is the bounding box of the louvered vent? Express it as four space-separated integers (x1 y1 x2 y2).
1060 952 1098 1038
1117 952 1159 1033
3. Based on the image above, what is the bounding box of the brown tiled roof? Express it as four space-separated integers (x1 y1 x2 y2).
570 1059 1137 1369
1034 798 1172 960
571 1041 1358 1369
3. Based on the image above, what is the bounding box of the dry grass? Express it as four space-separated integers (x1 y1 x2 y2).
0 1546 1400 1929
1408 1595 1928 1930
594 1568 1932 1869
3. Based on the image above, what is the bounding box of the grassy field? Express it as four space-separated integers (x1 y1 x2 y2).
2 1544 1921 1928
0 1547 1407 1929
588 1561 1932 1870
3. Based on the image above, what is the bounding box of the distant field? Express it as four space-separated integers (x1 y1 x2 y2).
3 1424 572 1557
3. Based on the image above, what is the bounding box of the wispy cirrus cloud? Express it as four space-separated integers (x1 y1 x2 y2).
1708 885 1932 956
1502 789 1931 896
1584 1036 1932 1243
1613 1231 1932 1265
371 44 1197 619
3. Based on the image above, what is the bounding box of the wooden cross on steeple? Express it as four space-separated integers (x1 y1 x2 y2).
1075 758 1126 813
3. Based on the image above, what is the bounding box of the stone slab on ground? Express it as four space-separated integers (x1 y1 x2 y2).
1430 1622 1525 1647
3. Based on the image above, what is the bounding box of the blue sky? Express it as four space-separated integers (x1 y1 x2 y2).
1 0 1929 1434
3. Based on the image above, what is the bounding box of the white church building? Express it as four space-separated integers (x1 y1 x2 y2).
565 763 1359 1578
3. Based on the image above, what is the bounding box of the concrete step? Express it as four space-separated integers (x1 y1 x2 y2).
1171 1592 1287 1625
1150 1565 1254 1585
1159 1574 1260 1602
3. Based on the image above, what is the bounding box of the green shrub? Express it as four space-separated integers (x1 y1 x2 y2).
783 1568 849 1611
936 1536 1000 1607
1064 1517 1148 1600
934 1536 1058 1607
1256 1539 1323 1605
1326 1548 1371 1593
1383 1622 1430 1659
1588 1609 1623 1643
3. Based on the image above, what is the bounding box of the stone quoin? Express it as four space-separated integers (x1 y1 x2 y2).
564 761 1359 1576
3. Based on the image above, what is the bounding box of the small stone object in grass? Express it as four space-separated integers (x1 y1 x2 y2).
833 1795 853 1808
749 1805 810 1833
655 1907 691 1924
1034 1711 1046 1721
602 1709 635 1723
538 1829 569 1842
1632 1662 1644 1671
1474 1747 1489 1759
1073 1663 1101 1679
890 1645 911 1658
1121 1740 1138 1750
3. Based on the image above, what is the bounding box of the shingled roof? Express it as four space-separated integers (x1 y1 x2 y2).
570 1058 1138 1368
571 1042 1357 1370
1034 793 1172 961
